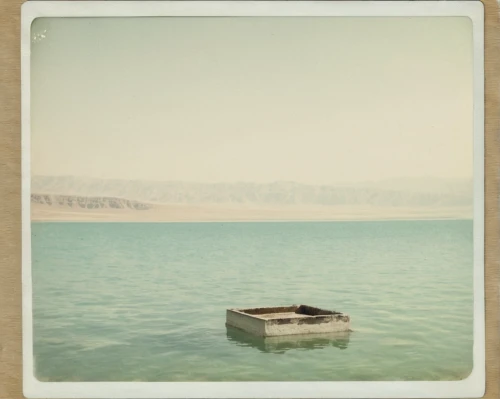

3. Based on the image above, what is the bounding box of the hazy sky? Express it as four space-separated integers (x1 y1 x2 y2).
30 16 473 184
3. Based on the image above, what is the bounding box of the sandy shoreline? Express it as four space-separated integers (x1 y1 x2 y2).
30 203 472 222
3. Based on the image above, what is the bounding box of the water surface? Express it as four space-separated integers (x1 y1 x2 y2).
31 220 473 381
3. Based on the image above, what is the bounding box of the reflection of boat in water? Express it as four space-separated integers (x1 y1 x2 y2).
226 326 351 354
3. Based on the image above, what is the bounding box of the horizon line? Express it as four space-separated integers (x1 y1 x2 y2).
30 174 475 185
30 217 474 224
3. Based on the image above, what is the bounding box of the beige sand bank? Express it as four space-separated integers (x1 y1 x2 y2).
30 203 472 222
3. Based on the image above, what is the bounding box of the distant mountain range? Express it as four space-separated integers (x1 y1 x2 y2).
31 193 151 211
31 175 473 209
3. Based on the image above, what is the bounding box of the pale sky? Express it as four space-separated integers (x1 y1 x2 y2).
30 16 473 184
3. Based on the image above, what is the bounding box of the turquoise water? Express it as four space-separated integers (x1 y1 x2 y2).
31 220 473 382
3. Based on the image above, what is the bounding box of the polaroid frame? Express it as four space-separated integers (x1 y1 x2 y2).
20 1 485 398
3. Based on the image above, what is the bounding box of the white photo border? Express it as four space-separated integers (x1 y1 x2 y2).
20 1 485 398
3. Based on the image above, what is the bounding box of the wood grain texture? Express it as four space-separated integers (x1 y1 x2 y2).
0 0 22 398
0 1 498 398
483 0 500 397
